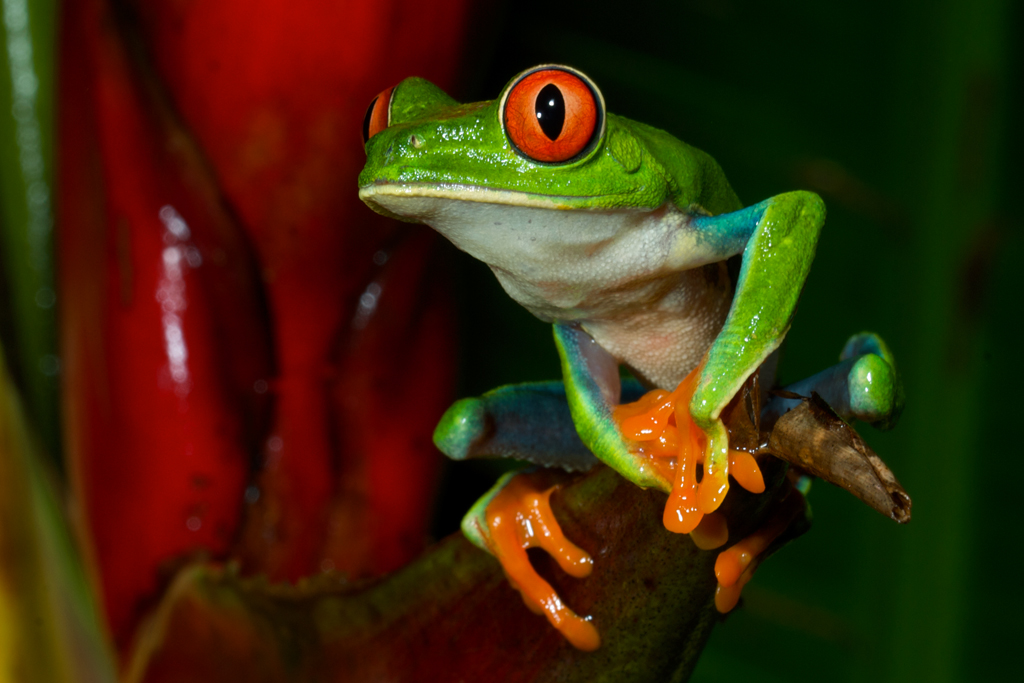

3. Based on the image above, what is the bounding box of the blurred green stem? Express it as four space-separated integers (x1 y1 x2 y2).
0 0 58 460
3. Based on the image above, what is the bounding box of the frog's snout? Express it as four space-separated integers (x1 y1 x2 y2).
375 130 424 168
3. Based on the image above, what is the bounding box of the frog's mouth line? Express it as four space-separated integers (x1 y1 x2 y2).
359 181 633 212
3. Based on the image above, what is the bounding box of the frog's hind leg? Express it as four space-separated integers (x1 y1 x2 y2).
433 377 647 472
761 332 905 430
434 381 596 472
714 477 812 612
432 378 604 559
432 374 648 651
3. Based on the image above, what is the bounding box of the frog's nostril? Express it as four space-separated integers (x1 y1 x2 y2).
409 134 423 149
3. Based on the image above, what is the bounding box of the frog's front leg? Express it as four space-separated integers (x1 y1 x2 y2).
554 324 751 542
686 191 825 514
552 324 675 492
586 193 825 527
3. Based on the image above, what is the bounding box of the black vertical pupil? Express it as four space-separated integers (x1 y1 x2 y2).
362 95 379 143
535 83 565 141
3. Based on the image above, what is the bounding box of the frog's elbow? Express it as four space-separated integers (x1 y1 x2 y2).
776 190 826 224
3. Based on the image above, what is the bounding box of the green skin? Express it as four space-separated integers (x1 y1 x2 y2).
358 66 902 552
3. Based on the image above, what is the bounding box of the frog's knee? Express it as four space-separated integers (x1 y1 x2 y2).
848 353 903 430
841 332 903 429
433 397 487 460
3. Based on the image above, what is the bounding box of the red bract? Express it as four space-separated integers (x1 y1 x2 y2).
124 0 468 582
59 0 273 647
59 0 466 652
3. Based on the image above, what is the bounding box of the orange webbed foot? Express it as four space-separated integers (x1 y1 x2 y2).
484 471 600 651
714 484 806 612
613 366 767 538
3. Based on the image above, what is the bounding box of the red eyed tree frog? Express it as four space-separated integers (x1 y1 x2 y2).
358 65 903 651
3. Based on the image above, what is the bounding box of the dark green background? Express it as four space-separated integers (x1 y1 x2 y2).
0 0 1019 681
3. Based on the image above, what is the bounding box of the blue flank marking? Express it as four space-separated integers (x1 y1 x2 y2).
842 332 885 361
691 197 772 259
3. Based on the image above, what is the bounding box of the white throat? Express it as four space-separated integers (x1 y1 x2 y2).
361 184 734 388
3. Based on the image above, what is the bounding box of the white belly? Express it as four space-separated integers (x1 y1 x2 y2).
361 185 735 388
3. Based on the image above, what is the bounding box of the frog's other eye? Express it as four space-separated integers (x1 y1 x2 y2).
503 67 603 163
362 86 394 145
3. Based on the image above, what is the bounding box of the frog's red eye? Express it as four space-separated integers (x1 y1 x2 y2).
362 86 394 144
503 67 602 163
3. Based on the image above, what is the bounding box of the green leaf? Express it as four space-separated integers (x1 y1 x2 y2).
0 341 116 682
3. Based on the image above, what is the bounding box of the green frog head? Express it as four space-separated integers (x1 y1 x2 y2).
358 64 738 214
